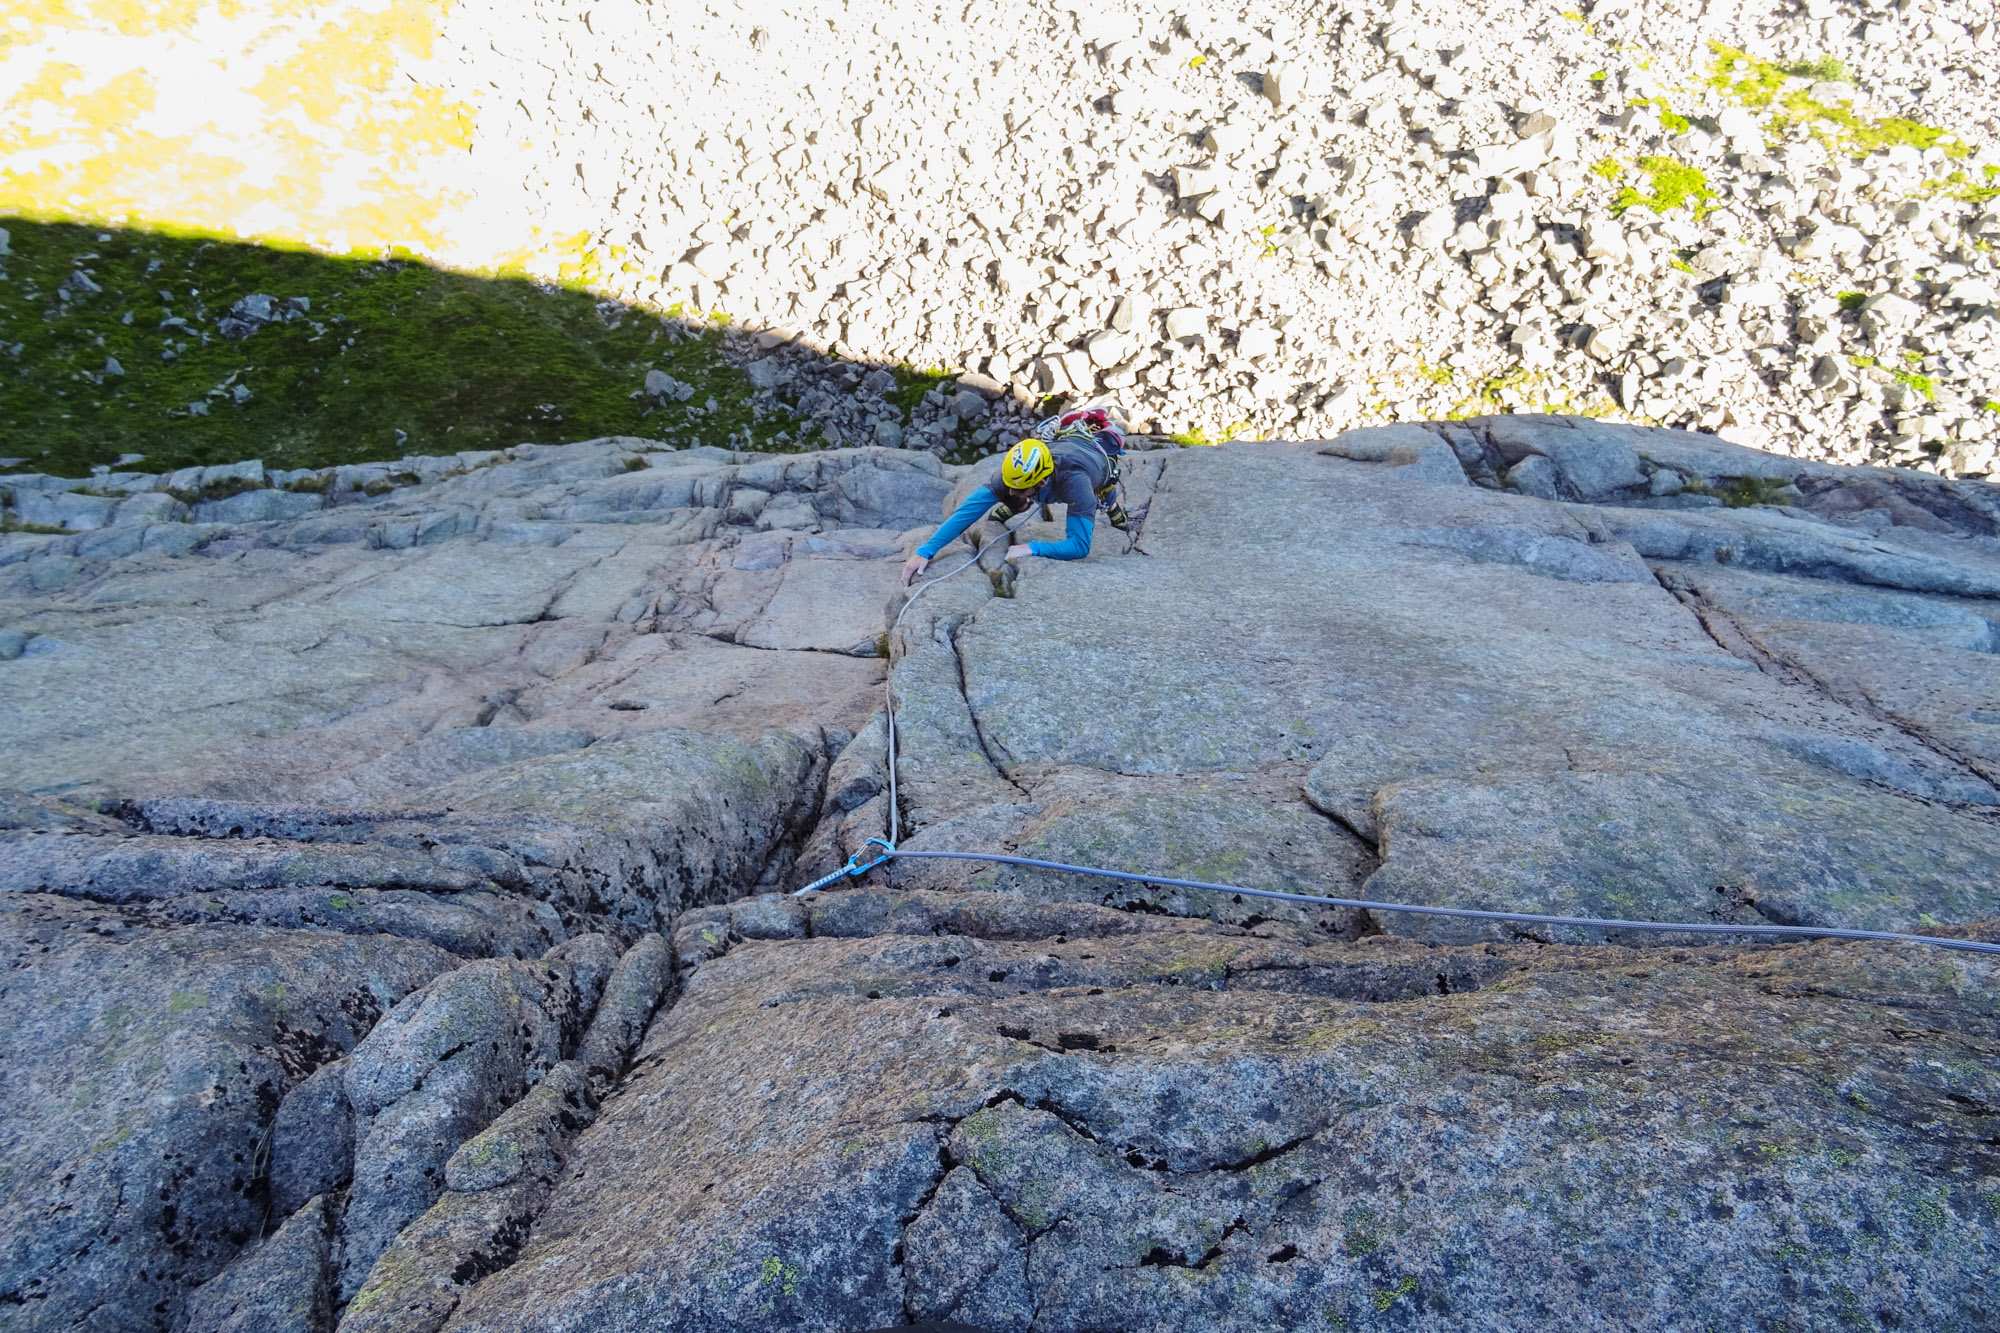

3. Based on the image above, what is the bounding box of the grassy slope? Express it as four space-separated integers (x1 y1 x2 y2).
0 219 800 477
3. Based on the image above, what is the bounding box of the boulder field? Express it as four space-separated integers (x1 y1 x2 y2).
1 421 1996 1331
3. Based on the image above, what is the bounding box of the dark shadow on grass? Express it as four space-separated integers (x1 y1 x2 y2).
0 218 1036 479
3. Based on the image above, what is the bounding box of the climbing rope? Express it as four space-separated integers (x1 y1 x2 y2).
795 516 2000 959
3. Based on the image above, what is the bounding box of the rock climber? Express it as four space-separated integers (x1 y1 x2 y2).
900 408 1130 586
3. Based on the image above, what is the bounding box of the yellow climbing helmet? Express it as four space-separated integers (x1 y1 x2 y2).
1001 437 1055 491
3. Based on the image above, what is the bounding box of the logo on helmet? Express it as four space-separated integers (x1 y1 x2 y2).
1002 438 1055 491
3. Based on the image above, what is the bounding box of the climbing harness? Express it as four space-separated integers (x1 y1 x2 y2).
1038 408 1127 525
795 499 2000 960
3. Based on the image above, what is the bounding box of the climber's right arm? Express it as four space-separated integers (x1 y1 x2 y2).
902 485 1001 584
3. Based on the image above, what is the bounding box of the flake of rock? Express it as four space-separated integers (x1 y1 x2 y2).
1860 292 1922 342
1407 210 1452 249
1579 222 1628 262
1201 123 1251 160
1720 276 1785 309
1487 181 1531 222
1106 293 1147 334
1164 307 1207 341
1505 453 1563 499
1469 139 1539 178
688 244 733 280
1949 277 1996 305
184 1194 334 1333
1235 325 1280 362
1715 105 1762 143
1084 330 1136 368
1262 64 1303 108
1171 165 1219 202
337 953 589 1297
993 256 1032 296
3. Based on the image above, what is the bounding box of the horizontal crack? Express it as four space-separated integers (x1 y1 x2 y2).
1214 1132 1317 1173
690 629 881 659
1138 1215 1247 1270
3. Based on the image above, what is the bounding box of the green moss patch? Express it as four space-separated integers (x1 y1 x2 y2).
1785 55 1847 83
1717 475 1797 508
1892 370 1937 402
0 218 801 477
1612 157 1718 218
1707 45 1969 160
1920 167 2000 205
883 363 953 415
1628 97 1692 134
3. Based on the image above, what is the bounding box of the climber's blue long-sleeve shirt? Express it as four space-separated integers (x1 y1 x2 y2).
916 485 1096 561
916 444 1105 562
916 482 1096 556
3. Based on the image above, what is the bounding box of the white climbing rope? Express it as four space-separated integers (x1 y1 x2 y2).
795 516 2000 960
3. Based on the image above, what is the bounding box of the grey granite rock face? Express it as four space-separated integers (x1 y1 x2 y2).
269 1059 357 1220
885 437 2000 941
340 1063 599 1333
2 432 1997 1331
0 897 455 1333
183 1194 335 1333
0 443 922 1330
442 909 1999 1333
338 955 583 1298
0 438 912 805
571 933 670 1086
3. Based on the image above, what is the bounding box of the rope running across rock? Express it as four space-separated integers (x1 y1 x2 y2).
796 513 2000 959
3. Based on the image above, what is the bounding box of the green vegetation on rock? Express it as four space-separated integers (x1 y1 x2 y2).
0 218 797 478
1716 475 1797 507
1627 97 1692 134
1784 55 1847 83
1612 157 1717 218
882 364 954 416
1922 167 2000 205
1371 1275 1418 1312
1707 44 1969 159
1893 369 1937 402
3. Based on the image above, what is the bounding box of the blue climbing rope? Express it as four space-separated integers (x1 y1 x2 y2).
795 509 2000 959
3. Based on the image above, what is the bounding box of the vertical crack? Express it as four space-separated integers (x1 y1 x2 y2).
896 1138 954 1326
1126 455 1174 557
946 620 1029 797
